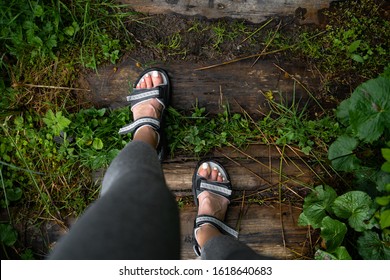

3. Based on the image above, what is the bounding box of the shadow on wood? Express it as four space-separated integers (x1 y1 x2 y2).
180 203 311 259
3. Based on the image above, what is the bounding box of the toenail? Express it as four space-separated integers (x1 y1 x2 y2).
140 78 145 83
202 162 209 170
218 172 222 177
145 73 150 78
152 71 159 77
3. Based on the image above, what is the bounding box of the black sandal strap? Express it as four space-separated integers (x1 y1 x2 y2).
193 214 239 257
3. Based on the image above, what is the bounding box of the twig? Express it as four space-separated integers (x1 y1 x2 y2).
251 21 282 67
240 18 274 45
13 83 91 91
278 145 287 258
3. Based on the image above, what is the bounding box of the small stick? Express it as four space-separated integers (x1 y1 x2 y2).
13 83 91 91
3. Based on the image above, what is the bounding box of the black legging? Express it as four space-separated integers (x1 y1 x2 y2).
49 141 266 259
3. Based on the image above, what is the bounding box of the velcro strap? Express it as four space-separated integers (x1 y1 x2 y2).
118 117 160 135
200 181 232 197
127 89 160 103
195 215 239 239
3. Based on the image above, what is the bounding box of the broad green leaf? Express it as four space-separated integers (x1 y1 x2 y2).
314 247 351 260
328 135 360 172
320 216 347 252
348 77 390 143
333 246 352 260
382 148 390 161
92 138 104 150
380 209 390 229
0 224 18 246
301 185 337 228
297 212 310 226
333 191 375 232
357 231 390 260
314 249 337 260
336 98 351 126
376 196 390 206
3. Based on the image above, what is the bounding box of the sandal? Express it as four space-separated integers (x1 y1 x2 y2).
192 160 239 257
119 67 171 161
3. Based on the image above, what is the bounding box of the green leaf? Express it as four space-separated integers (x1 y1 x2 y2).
328 135 360 172
320 216 348 252
333 246 352 260
314 247 351 260
382 148 390 161
314 249 337 260
382 162 390 173
357 231 390 260
332 191 375 232
92 138 104 150
6 188 22 202
348 40 361 53
348 77 390 143
351 54 364 63
43 110 71 135
380 209 390 229
64 26 75 36
336 98 351 126
301 185 338 228
297 212 310 226
0 224 18 246
376 196 390 206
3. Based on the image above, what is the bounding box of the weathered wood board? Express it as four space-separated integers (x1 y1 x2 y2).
180 203 310 259
123 0 333 24
83 59 319 116
163 144 318 192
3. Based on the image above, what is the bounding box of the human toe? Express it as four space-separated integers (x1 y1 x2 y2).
197 162 211 178
151 70 163 87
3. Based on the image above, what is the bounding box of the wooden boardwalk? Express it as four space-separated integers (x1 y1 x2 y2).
75 0 334 259
83 56 323 259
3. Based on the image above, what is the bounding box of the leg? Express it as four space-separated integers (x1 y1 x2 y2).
50 71 180 259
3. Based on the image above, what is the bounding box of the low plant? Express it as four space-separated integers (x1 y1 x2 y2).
298 73 390 259
166 94 339 157
294 0 389 84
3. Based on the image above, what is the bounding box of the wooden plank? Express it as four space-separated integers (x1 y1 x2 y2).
180 203 310 259
83 59 319 116
123 0 333 24
164 144 316 191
